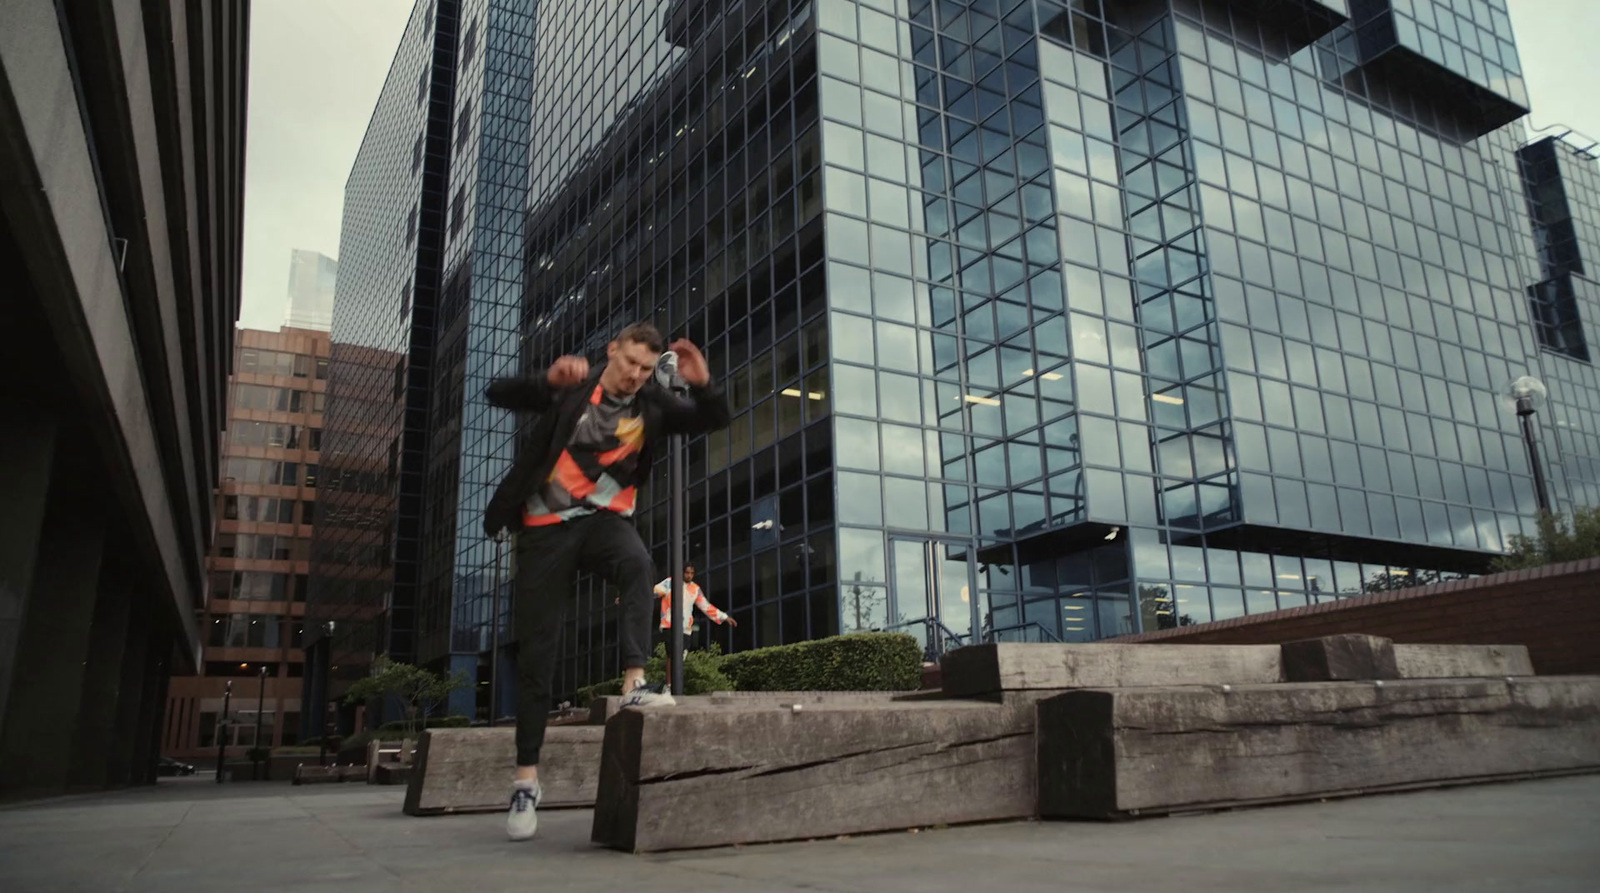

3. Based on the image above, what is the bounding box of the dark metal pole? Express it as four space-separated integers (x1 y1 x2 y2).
669 430 686 697
254 665 267 780
1517 397 1552 514
216 680 232 783
489 534 504 726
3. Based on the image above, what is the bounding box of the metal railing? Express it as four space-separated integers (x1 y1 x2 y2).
981 621 1063 645
877 617 970 662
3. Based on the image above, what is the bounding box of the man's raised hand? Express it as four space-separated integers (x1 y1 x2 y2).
546 355 589 387
670 339 710 387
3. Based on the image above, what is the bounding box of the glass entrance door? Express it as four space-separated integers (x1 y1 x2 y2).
888 537 975 658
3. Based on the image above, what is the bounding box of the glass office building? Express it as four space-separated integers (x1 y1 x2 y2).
307 0 535 726
513 0 1600 700
316 0 1599 711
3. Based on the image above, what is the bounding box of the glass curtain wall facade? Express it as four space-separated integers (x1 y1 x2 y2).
504 0 1598 700
427 0 536 721
308 0 459 728
309 0 537 728
1516 132 1600 510
519 0 832 700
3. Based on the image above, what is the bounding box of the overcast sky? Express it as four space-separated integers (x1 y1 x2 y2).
236 0 1600 331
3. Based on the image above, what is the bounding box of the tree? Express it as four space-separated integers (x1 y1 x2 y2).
1138 585 1191 630
344 656 471 736
1493 506 1600 572
1362 568 1452 593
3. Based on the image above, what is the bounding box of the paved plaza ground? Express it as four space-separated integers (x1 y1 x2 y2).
1 773 1597 892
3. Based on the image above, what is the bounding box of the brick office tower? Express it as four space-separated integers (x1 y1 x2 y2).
162 326 331 769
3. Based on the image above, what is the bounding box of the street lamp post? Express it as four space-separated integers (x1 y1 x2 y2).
254 665 268 780
215 680 232 783
1508 376 1552 514
489 532 505 726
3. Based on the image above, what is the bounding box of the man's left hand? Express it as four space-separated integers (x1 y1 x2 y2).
670 338 710 387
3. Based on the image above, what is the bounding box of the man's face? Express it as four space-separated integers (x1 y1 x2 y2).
605 338 661 395
684 566 696 583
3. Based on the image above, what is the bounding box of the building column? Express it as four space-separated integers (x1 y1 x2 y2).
68 573 135 789
0 404 57 735
0 503 107 794
129 621 173 785
106 595 152 787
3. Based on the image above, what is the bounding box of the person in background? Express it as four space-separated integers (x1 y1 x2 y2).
654 563 736 689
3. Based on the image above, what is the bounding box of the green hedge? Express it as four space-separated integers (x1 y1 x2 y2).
572 633 921 705
720 633 922 692
574 643 735 707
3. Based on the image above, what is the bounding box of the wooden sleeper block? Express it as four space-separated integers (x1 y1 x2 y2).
940 642 1284 698
591 698 1039 853
1280 634 1399 681
1036 676 1600 819
1393 643 1534 678
403 725 603 816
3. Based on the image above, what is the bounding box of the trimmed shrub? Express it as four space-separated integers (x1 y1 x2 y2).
719 633 921 692
646 642 736 694
572 633 921 703
574 643 736 706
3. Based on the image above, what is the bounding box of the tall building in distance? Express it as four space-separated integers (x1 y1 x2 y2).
0 0 248 795
307 0 535 728
162 327 329 765
286 249 340 332
516 0 1599 698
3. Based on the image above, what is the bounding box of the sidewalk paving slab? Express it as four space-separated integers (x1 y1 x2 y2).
0 773 1596 892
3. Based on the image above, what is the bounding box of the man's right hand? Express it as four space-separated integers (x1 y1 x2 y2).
547 356 589 387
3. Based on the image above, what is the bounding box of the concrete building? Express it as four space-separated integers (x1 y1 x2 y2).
0 0 248 794
161 327 330 766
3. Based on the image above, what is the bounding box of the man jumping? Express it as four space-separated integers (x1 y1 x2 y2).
482 322 730 842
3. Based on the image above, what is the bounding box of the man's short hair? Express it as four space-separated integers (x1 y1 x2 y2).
615 322 664 353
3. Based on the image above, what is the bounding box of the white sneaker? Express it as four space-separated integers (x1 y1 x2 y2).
620 681 677 708
506 781 541 841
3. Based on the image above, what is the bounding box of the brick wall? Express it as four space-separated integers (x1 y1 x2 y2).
1110 558 1600 676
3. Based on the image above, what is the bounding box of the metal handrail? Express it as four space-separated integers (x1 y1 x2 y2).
981 621 1063 644
876 616 970 661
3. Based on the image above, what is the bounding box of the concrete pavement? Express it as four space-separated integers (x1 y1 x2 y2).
1 773 1597 892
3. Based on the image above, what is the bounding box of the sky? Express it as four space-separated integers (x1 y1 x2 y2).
236 0 1600 331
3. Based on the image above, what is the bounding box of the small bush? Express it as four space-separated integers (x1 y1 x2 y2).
574 644 736 706
720 633 921 692
645 642 736 694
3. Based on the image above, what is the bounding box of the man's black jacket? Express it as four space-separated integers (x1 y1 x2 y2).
481 365 731 538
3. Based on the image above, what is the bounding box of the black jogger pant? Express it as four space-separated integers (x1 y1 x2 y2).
514 511 654 767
